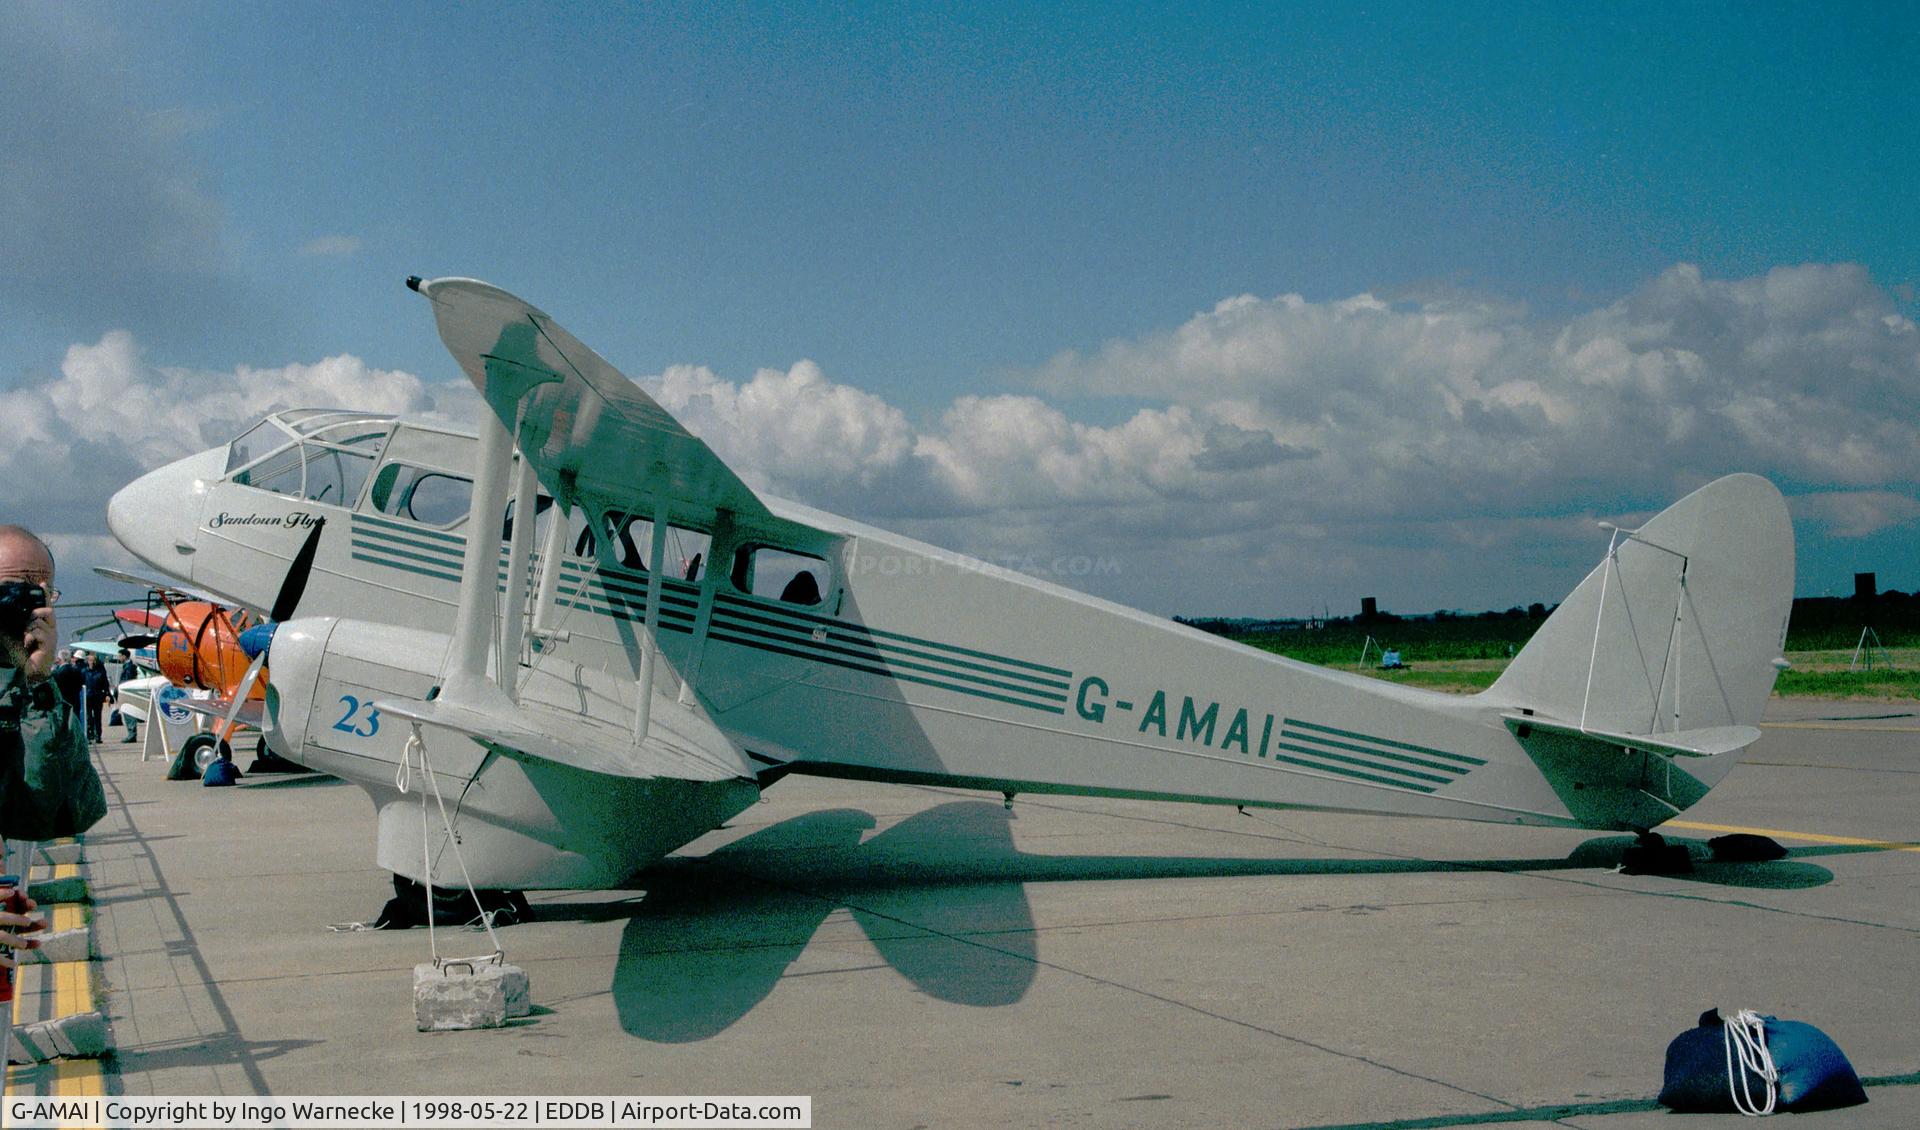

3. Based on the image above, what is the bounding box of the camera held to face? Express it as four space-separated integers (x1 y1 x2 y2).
0 581 47 639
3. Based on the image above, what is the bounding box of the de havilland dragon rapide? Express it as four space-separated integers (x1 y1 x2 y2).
106 277 1795 912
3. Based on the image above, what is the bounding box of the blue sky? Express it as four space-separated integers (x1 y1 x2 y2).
4 2 1917 618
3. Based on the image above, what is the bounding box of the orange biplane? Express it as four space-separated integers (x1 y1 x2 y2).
101 569 306 777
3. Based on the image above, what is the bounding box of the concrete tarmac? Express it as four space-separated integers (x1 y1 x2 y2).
41 700 1920 1126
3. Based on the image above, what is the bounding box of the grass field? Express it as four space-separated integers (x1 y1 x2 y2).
1316 652 1920 699
1207 607 1918 700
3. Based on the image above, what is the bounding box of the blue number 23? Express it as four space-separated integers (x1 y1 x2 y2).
332 694 381 738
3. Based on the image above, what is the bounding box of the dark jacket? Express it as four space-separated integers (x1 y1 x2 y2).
0 664 108 841
50 661 84 709
83 663 113 702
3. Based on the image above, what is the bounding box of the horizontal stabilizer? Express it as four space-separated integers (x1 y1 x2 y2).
373 696 749 783
1501 714 1760 759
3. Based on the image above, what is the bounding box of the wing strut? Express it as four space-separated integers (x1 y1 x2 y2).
444 356 558 708
633 485 669 745
498 449 539 702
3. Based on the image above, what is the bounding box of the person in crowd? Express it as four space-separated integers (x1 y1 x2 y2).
50 650 84 713
82 653 115 744
117 648 141 742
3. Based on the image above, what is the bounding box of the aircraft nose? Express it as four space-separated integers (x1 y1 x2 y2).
108 447 224 582
258 615 336 764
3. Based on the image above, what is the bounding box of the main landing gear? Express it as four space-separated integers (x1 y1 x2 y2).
373 874 532 930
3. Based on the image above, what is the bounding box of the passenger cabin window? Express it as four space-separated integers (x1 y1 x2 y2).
732 546 827 606
600 513 713 580
369 463 473 528
500 494 555 542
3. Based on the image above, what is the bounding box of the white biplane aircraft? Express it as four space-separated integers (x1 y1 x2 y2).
108 277 1794 909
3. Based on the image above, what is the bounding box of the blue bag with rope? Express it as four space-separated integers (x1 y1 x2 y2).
202 757 240 787
1659 1008 1867 1114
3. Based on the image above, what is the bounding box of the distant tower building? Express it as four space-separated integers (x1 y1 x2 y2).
1360 596 1378 622
1854 572 1877 601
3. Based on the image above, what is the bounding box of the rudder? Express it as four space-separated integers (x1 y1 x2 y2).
1483 474 1793 737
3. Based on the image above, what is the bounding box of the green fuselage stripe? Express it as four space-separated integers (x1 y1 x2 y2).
351 526 467 563
713 592 1070 678
354 513 465 547
349 536 462 572
713 604 1068 693
1278 728 1470 777
1284 718 1486 766
558 582 702 615
1269 747 1441 792
1272 740 1451 786
711 614 1069 703
351 551 463 585
707 629 1066 715
551 593 698 632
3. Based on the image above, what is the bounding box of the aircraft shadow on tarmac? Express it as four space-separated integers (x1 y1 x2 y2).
573 802 1833 1043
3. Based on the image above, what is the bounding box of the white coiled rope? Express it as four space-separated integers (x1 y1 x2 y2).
399 723 504 962
1724 1008 1779 1116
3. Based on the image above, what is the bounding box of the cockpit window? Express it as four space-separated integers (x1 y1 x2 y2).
225 421 289 475
224 411 392 498
731 546 827 605
230 442 375 506
279 409 391 440
369 463 474 528
303 447 376 506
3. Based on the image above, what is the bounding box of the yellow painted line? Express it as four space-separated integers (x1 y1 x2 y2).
1667 819 1920 854
51 964 105 1111
1 851 107 1107
53 1055 102 1097
1760 721 1920 732
55 960 91 1012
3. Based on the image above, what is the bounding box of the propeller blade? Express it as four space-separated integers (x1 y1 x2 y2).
217 650 268 743
118 633 160 650
271 519 327 623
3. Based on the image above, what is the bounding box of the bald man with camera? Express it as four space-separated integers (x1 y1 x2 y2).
0 526 107 976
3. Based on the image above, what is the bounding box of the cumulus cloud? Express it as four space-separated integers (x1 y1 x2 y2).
641 261 1918 609
1792 491 1920 540
1 331 477 534
18 261 1919 615
1032 262 1920 520
651 361 913 502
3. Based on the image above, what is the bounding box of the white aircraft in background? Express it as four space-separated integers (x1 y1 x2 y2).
107 277 1794 912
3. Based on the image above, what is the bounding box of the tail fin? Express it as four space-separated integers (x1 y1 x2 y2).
1483 474 1793 736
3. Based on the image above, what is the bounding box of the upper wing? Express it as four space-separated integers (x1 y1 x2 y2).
408 276 789 534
